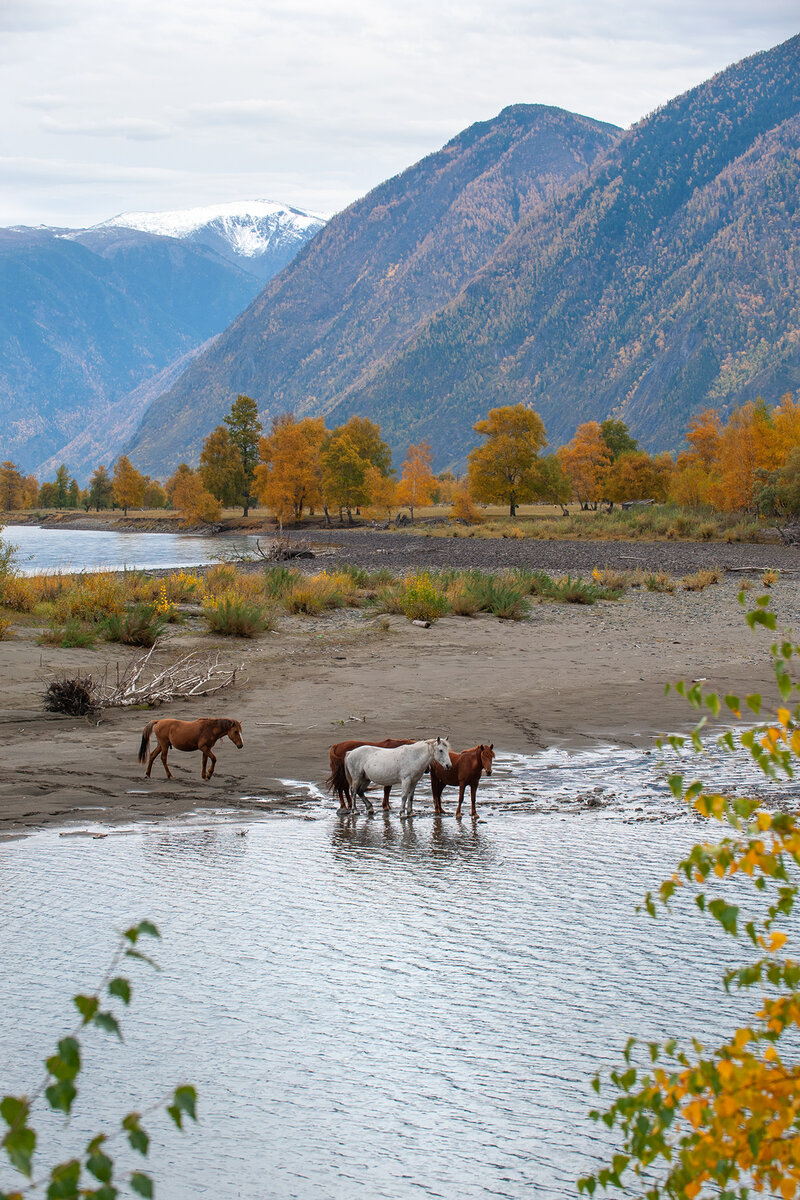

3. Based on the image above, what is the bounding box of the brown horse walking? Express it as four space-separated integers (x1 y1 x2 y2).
138 718 244 781
430 744 495 818
327 738 414 810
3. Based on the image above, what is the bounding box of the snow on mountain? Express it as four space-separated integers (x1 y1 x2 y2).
100 199 327 260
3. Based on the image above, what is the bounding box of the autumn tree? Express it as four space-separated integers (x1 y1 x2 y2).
686 408 723 469
54 464 72 509
112 456 146 516
557 422 612 508
254 414 325 523
22 474 39 508
223 395 262 515
321 418 393 524
143 479 168 509
396 441 435 520
88 466 114 512
467 404 547 517
0 461 24 510
604 450 673 504
166 464 221 525
199 426 245 509
365 466 397 518
581 592 800 1200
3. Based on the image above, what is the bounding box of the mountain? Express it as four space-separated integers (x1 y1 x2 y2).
322 35 800 460
127 105 620 475
129 36 800 475
98 200 326 283
0 202 324 479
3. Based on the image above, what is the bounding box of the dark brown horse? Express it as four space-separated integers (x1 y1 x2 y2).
138 717 244 781
430 744 495 818
327 738 414 810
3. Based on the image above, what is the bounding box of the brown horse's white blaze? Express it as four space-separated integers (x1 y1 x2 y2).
430 743 495 818
138 717 243 780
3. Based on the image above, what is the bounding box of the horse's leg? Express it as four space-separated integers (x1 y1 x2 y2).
401 776 416 818
146 746 161 778
455 782 466 819
382 785 392 810
470 780 479 817
206 748 217 779
159 739 173 781
432 779 443 815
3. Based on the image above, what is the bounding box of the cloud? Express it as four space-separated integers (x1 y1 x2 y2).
0 1 86 32
40 115 172 140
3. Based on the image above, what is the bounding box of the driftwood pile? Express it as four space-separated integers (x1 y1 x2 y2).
42 647 242 716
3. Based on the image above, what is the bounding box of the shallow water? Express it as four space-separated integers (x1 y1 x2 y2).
0 794 781 1199
5 524 262 573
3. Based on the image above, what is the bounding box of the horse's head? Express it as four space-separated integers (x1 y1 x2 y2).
227 720 244 749
480 743 495 776
431 736 451 769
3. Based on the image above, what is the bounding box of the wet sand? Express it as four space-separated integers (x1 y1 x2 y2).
2 572 798 835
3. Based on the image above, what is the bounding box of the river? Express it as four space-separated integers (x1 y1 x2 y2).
0 804 771 1199
3 524 263 574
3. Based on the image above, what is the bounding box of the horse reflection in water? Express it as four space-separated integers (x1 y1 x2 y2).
331 810 487 861
344 737 451 817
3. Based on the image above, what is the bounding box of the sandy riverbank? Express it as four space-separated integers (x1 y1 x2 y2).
2 571 798 835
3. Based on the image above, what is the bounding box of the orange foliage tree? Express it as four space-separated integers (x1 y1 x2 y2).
396 441 436 520
112 456 146 516
467 404 547 517
557 422 612 508
254 414 326 523
166 464 221 525
604 451 673 504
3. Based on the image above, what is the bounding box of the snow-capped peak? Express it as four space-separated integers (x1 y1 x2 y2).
99 199 327 259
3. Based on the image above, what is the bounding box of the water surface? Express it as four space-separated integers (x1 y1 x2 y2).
5 524 263 574
0 810 768 1199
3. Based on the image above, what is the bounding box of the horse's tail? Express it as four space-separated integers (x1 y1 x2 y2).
326 753 348 797
138 720 157 765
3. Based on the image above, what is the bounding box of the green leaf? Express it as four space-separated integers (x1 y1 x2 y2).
745 693 762 714
125 921 160 945
93 1012 122 1040
108 978 131 1006
46 1038 81 1084
708 898 739 936
122 1115 149 1158
705 692 720 717
46 1159 80 1200
0 1097 28 1131
173 1085 197 1122
130 1172 154 1198
124 950 159 971
2 1127 35 1177
45 1080 77 1115
73 995 99 1025
777 671 792 700
667 774 684 799
86 1149 113 1184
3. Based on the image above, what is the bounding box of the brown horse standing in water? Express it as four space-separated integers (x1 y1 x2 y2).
138 718 244 781
327 738 414 810
430 744 495 818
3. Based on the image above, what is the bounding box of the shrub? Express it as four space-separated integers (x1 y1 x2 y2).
761 568 779 588
446 578 481 616
697 522 716 540
203 594 273 636
165 570 203 603
548 575 603 604
466 572 530 620
681 567 723 591
644 571 676 593
53 572 126 623
103 603 170 647
263 565 302 599
285 572 347 614
450 488 483 524
591 567 633 591
0 616 12 640
397 572 451 622
0 574 37 612
725 520 761 543
43 674 98 715
39 619 97 648
203 563 239 597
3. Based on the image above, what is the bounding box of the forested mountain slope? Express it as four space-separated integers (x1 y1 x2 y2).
332 34 800 460
128 105 620 474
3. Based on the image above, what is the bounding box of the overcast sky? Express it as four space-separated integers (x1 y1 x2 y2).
0 0 796 228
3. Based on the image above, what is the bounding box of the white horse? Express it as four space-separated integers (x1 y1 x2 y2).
344 737 451 817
